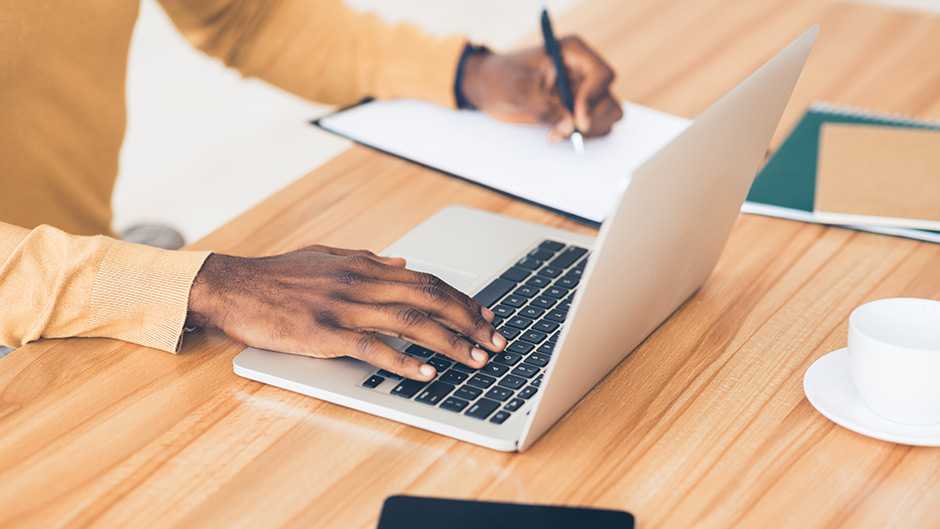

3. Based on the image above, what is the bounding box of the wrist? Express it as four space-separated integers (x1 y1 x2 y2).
186 253 232 329
455 44 492 110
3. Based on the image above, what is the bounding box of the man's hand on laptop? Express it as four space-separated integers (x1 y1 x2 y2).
186 245 507 381
459 35 624 142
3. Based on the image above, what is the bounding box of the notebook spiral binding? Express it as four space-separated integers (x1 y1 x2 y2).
809 101 940 129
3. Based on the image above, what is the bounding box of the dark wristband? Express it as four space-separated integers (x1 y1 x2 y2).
454 43 491 110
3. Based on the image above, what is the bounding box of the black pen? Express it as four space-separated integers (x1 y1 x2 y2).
540 4 584 155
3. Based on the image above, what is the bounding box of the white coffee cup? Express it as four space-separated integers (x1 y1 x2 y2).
847 298 940 425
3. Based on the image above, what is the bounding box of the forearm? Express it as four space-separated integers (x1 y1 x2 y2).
0 222 210 352
158 0 466 107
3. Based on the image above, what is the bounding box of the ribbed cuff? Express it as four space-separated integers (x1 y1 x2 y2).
86 242 211 353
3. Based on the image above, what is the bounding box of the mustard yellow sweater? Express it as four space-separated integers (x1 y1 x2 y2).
0 0 465 352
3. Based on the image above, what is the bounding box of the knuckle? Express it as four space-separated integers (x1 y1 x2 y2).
355 334 382 357
336 271 361 286
419 272 443 288
393 352 413 370
475 315 493 334
396 307 427 327
447 331 469 350
347 254 375 272
421 284 448 302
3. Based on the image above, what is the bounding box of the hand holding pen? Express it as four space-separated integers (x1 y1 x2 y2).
457 13 623 149
541 5 584 154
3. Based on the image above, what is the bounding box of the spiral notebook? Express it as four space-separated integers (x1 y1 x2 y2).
743 102 940 243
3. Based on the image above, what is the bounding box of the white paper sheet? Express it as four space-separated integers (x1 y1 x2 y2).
317 99 691 224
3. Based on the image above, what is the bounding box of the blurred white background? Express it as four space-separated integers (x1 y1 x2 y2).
114 0 940 243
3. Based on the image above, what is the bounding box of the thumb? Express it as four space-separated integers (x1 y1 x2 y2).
548 114 575 143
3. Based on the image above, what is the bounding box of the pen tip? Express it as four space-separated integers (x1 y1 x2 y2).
572 131 585 156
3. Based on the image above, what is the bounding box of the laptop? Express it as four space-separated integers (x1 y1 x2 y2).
233 26 818 452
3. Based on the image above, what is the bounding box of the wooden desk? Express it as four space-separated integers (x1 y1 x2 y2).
3 0 940 527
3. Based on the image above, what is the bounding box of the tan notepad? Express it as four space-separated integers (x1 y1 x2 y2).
814 123 940 231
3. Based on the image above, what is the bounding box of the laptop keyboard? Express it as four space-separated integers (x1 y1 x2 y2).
360 240 589 425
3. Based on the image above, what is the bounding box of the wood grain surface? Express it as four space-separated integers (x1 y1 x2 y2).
3 0 940 528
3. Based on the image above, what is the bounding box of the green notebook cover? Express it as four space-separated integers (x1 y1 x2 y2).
745 102 940 240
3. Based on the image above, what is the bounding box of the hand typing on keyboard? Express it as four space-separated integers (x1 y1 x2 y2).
186 245 507 381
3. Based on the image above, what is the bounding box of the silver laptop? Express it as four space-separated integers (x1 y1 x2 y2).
234 26 818 452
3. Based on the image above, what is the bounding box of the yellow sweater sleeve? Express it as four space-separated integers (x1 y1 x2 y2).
157 0 468 108
0 222 211 353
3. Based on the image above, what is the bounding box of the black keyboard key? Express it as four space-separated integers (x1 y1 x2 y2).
545 309 568 323
528 249 554 261
533 320 559 333
494 352 523 366
512 364 540 378
455 386 483 400
506 316 533 329
507 341 535 355
530 296 556 309
504 398 524 412
550 246 588 269
513 285 539 298
549 332 560 342
362 375 385 388
521 330 547 344
472 278 515 308
532 374 545 387
482 362 509 377
492 316 504 327
524 353 551 367
500 267 530 283
559 299 573 311
453 362 478 374
519 306 545 319
405 344 434 358
416 381 456 405
501 295 526 308
525 275 551 288
490 411 512 424
555 276 579 289
537 266 563 278
492 305 515 318
519 386 538 399
485 387 514 402
498 374 527 390
428 356 453 372
465 398 500 420
467 373 497 389
515 257 544 270
565 268 583 279
440 397 470 412
539 240 565 252
440 369 469 385
537 342 555 355
498 326 521 340
377 369 403 380
391 379 429 399
544 286 569 299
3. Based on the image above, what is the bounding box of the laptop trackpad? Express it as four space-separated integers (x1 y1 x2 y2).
402 258 479 293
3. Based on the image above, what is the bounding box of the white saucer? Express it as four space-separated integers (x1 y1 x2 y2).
804 348 940 446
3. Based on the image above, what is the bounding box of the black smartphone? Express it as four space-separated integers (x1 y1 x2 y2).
377 495 635 529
